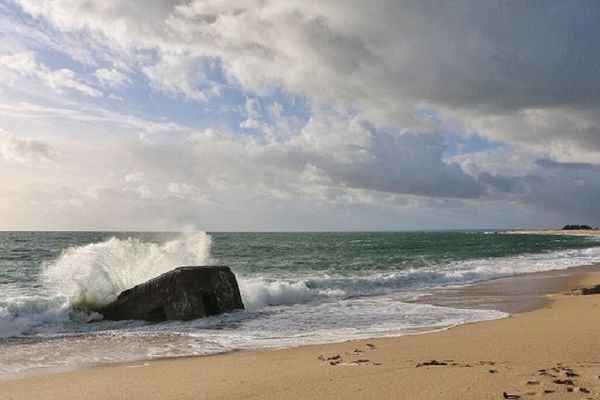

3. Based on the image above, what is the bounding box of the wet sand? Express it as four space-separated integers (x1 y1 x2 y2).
414 264 600 313
2 266 600 399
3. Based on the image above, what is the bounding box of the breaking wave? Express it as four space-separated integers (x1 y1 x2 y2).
0 232 213 338
1 233 600 341
42 232 213 307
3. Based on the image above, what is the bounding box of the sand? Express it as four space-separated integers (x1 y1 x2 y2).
2 269 600 400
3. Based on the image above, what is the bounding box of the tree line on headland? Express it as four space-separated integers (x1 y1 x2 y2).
561 224 597 230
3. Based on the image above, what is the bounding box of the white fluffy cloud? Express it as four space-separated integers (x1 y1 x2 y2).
0 129 55 162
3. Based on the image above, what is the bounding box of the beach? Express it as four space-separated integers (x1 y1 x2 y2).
2 265 599 400
3 1 599 398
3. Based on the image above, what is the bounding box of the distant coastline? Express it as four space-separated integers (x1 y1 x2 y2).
508 229 600 236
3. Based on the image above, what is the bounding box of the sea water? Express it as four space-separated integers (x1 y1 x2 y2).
1 231 599 377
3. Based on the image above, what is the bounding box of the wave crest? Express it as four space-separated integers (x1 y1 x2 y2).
239 279 314 310
42 232 213 307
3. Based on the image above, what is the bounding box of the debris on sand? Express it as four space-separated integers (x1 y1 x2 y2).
416 359 448 367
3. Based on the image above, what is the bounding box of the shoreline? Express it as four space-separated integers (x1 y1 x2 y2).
2 263 594 381
413 263 600 314
2 264 600 399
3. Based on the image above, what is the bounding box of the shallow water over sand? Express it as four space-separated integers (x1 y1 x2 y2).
1 231 599 377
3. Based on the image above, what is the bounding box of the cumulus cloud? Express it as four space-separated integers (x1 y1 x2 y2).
124 112 483 204
15 0 600 155
0 129 55 162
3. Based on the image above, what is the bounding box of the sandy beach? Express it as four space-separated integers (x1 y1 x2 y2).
2 266 600 400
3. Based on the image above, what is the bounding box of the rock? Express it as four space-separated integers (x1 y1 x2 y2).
571 284 600 295
95 266 244 321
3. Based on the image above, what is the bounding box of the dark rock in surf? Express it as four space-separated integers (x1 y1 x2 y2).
571 284 600 295
95 266 244 321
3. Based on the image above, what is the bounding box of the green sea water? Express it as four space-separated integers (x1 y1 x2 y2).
1 230 599 377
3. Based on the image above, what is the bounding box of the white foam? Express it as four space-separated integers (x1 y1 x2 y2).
239 278 315 310
2 236 600 342
0 295 507 378
299 245 600 298
1 233 600 378
42 232 212 307
0 232 212 339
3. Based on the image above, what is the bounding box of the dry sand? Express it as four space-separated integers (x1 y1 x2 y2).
2 270 600 400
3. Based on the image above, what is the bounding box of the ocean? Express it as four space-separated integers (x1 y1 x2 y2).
1 231 599 378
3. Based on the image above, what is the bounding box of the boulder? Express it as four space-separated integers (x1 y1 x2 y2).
571 284 600 296
95 266 244 321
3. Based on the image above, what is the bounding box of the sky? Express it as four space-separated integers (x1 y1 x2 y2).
0 0 599 231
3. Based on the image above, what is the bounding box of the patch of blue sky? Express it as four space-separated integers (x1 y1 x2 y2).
4 3 311 137
107 63 310 138
413 100 501 158
239 89 311 128
443 132 501 158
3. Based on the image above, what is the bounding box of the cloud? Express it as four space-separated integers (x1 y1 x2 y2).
15 1 600 156
93 68 129 88
0 129 55 162
0 51 102 97
452 148 600 224
1 1 599 230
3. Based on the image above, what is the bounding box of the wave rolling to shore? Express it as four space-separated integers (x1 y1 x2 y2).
1 230 600 396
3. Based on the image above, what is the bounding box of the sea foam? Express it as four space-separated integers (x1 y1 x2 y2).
42 231 213 307
239 278 314 310
0 232 213 339
1 232 600 377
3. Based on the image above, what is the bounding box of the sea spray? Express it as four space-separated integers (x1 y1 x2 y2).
0 232 213 338
239 278 314 310
41 232 213 308
1 231 600 377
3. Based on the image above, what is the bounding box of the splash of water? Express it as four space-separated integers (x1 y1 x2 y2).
239 278 314 311
42 232 213 307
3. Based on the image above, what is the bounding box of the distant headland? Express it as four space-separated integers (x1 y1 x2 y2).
509 224 600 236
561 224 596 231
